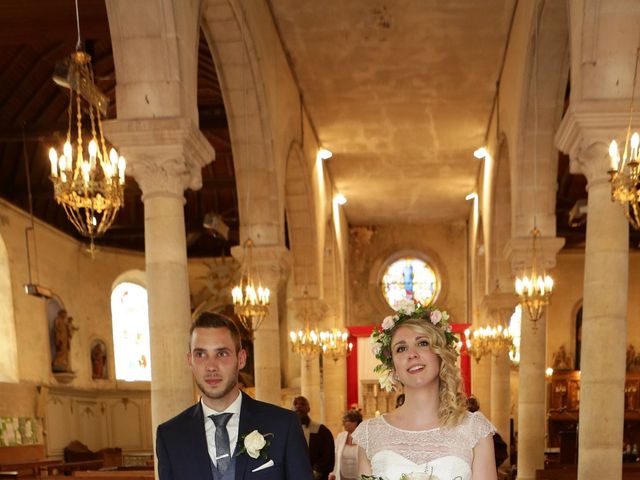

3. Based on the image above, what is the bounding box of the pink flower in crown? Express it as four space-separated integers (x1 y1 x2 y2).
430 310 442 324
381 316 396 331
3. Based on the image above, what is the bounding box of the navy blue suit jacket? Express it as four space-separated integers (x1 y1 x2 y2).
156 392 313 480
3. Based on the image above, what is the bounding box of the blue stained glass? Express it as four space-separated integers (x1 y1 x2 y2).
381 258 438 310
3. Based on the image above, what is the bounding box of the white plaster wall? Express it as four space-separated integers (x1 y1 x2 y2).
0 200 145 390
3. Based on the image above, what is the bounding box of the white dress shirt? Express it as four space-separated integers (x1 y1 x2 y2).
201 391 243 466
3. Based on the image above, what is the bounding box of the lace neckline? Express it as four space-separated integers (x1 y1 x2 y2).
380 414 441 433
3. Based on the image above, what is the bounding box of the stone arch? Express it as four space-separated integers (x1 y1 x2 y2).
512 1 569 236
283 142 320 294
322 217 343 325
200 0 282 245
489 137 513 293
0 234 18 382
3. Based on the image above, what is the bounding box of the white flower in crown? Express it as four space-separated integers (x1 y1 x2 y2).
381 315 396 331
379 368 396 392
394 298 416 315
429 310 442 324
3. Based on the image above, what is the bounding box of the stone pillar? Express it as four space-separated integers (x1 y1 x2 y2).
556 115 629 480
232 244 291 405
472 356 492 419
104 118 215 428
483 292 518 453
506 236 563 480
323 355 347 435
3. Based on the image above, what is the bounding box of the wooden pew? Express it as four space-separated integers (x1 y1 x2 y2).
536 465 640 480
72 471 154 479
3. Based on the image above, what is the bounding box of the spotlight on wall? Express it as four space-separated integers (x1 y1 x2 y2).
24 283 53 299
465 193 477 201
318 148 333 160
334 193 347 205
473 147 488 159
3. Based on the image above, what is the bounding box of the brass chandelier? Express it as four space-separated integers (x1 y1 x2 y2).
231 239 270 338
319 327 353 361
608 47 640 229
48 0 125 249
514 227 554 323
289 288 323 357
465 325 513 363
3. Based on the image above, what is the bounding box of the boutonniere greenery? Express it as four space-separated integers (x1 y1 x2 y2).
236 429 273 459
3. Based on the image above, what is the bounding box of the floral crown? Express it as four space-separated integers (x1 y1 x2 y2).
370 298 458 391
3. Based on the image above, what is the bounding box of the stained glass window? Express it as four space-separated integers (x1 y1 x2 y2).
381 257 438 309
111 282 151 381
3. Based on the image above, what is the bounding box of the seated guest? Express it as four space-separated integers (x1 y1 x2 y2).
329 409 363 480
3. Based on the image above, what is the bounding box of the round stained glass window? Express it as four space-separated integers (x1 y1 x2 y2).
381 257 439 310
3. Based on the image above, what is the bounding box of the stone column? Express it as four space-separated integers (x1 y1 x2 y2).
323 355 347 435
104 118 215 427
556 114 629 480
232 244 291 405
483 292 518 453
472 356 492 419
506 236 564 480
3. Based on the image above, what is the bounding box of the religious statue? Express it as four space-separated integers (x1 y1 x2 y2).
91 340 107 379
552 344 573 370
52 310 78 372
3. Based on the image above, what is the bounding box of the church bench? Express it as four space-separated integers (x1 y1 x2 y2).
72 471 154 479
536 466 640 480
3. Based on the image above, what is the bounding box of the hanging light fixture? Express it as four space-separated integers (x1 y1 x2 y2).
465 324 514 362
231 239 270 338
608 47 640 229
289 288 323 357
48 0 125 251
514 227 554 324
319 327 353 361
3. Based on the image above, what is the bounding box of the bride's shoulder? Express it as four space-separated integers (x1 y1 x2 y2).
458 410 495 440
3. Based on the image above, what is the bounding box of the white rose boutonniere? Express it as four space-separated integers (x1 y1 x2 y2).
236 429 272 459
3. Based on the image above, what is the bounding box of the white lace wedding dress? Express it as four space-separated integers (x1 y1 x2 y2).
352 411 494 480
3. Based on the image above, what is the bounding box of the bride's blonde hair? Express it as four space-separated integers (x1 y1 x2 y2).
391 318 467 427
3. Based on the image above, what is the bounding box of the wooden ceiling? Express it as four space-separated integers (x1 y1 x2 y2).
0 0 238 257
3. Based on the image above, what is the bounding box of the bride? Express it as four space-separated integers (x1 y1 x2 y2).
352 301 497 480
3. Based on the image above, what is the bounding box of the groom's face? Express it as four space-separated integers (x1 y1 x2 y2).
188 326 247 410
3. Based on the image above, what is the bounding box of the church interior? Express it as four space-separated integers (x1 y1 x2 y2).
1 0 640 479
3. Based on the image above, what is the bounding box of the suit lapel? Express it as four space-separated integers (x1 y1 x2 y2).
190 402 214 480
235 392 258 480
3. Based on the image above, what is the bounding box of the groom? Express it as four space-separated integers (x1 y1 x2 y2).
156 312 313 479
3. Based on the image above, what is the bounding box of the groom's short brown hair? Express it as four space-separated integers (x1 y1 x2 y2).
189 311 242 352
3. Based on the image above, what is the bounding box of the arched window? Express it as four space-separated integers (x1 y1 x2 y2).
380 257 439 309
111 281 151 381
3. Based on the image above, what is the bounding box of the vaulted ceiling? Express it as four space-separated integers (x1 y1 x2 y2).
0 0 613 257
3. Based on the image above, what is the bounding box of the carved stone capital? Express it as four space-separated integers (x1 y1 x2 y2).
103 117 215 197
480 292 519 326
287 296 328 327
230 244 292 290
504 235 565 274
555 100 632 184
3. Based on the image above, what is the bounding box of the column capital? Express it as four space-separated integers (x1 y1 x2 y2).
480 292 519 326
555 100 631 184
231 243 292 288
287 296 328 327
103 117 215 196
504 234 564 274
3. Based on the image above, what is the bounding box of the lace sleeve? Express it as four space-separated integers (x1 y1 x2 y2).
469 411 495 447
351 419 368 456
